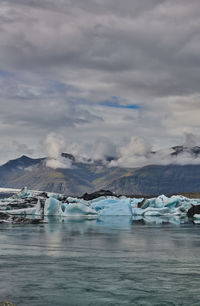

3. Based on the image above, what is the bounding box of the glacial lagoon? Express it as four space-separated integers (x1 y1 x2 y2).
1 217 200 306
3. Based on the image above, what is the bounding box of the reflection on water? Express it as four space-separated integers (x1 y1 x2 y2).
0 217 200 306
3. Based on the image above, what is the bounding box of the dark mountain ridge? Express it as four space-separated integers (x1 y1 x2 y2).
0 148 200 196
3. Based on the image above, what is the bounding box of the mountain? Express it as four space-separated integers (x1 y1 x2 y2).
0 149 200 196
171 145 200 156
106 164 200 195
0 154 128 195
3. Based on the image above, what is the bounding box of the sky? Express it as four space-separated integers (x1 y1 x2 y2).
0 0 200 165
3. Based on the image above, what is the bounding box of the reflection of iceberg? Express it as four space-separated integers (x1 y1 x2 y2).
142 216 185 225
96 216 132 229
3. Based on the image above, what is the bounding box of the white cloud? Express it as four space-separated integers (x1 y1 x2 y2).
44 133 72 169
0 0 200 157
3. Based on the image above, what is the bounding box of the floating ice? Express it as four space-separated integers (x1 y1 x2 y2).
67 197 80 203
130 198 144 207
44 198 62 216
35 199 43 216
8 208 32 215
64 203 98 216
1 187 200 223
90 198 119 211
16 187 31 198
97 198 133 216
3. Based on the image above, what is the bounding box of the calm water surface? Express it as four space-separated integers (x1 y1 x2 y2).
0 216 200 306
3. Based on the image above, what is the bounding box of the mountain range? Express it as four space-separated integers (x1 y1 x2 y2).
0 146 200 196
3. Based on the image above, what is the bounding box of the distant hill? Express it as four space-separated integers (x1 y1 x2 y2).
0 151 200 196
0 155 127 195
106 164 200 196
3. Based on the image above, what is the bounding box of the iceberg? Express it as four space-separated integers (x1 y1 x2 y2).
8 207 36 215
98 198 133 216
67 197 81 203
35 199 44 216
130 198 144 207
44 198 62 216
1 186 200 223
16 187 31 199
90 198 119 211
64 203 98 216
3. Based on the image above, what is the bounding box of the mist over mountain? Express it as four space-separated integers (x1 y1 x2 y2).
1 144 200 196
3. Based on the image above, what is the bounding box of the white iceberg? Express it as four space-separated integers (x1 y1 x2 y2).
16 187 31 199
98 198 133 216
64 203 98 217
44 198 62 216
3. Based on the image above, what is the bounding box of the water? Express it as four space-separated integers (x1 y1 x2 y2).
0 217 200 305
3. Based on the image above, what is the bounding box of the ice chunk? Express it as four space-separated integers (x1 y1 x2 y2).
61 203 68 212
67 197 80 203
90 198 118 211
89 196 109 203
67 197 88 205
99 199 132 216
16 187 31 198
132 207 144 215
8 207 36 215
48 193 60 199
44 198 62 216
35 199 43 216
143 207 170 216
64 203 98 216
130 198 144 207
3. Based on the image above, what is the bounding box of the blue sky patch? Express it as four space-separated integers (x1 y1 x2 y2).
100 98 140 109
0 69 14 78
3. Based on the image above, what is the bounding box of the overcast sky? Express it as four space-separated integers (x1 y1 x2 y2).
0 0 200 164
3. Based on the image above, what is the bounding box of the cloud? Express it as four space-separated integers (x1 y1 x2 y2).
91 137 118 162
0 0 200 157
109 134 200 168
183 133 200 149
110 136 153 167
44 133 72 169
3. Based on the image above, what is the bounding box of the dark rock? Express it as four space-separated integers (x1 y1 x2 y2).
38 192 49 198
137 198 147 208
132 219 145 225
25 197 38 204
60 196 68 203
7 200 35 210
0 212 10 220
81 189 117 201
6 196 40 210
0 211 43 224
11 216 43 224
61 152 75 161
187 205 200 218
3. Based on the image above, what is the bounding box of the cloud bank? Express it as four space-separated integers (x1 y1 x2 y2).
48 133 200 168
0 1 200 163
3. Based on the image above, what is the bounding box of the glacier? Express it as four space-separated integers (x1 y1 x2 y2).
0 187 200 223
